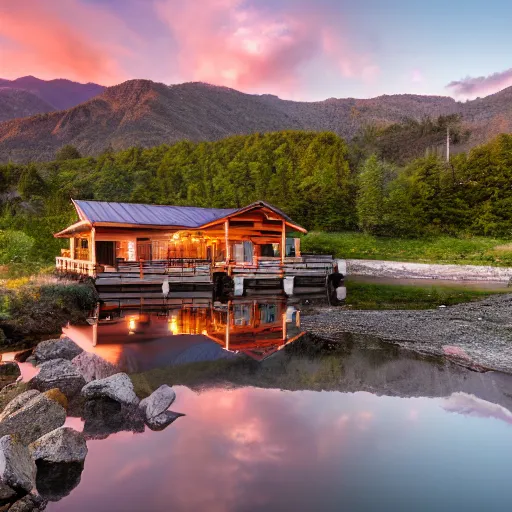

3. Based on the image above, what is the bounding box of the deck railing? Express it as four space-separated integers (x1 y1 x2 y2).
56 257 96 277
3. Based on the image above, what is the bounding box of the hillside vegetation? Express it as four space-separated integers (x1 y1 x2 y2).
2 130 512 267
2 78 512 163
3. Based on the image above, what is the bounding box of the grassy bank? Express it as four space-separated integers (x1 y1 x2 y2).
302 232 512 266
344 281 503 310
0 273 98 348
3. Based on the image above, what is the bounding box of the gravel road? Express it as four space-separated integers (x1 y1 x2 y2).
302 294 512 374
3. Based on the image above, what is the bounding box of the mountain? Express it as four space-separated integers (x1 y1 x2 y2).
0 76 104 118
0 78 512 163
0 88 55 122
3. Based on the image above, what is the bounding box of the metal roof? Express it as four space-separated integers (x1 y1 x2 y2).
67 199 305 232
73 200 238 228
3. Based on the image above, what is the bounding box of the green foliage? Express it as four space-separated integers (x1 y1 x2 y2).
345 281 503 310
55 145 82 161
301 231 512 266
0 230 35 264
2 129 512 265
356 155 385 234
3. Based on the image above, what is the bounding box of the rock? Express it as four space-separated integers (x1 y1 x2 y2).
33 337 83 363
35 460 82 502
8 493 47 512
0 390 40 419
146 410 184 431
139 385 176 420
42 389 67 411
29 359 85 398
30 427 87 465
0 362 20 378
0 435 36 493
0 393 66 445
71 352 119 383
81 373 139 406
0 482 16 501
82 397 144 440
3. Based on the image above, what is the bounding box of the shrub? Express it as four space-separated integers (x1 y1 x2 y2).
0 230 35 264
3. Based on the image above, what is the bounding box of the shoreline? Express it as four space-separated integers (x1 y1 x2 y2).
302 293 512 374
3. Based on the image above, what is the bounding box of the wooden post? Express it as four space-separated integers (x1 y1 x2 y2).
281 220 286 266
294 238 301 258
139 258 144 279
224 220 230 273
90 228 96 265
70 237 75 261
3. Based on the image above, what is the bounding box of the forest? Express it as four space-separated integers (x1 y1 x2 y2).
1 122 512 266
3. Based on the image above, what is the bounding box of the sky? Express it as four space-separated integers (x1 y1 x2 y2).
1 0 511 101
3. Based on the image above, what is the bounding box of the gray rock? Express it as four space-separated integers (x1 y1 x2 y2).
30 427 87 464
35 460 82 502
29 359 85 398
146 411 184 431
0 362 21 378
71 352 119 383
0 435 36 493
0 390 40 420
139 385 176 420
0 393 66 445
81 373 139 406
33 337 83 363
0 482 16 500
8 493 47 512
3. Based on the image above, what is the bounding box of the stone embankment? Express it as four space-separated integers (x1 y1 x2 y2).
346 259 512 282
0 337 183 511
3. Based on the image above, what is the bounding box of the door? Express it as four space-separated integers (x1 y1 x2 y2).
137 238 152 261
96 241 116 266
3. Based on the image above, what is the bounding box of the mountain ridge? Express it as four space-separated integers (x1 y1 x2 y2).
0 78 511 163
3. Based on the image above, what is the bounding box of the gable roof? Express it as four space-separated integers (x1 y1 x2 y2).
54 200 306 237
73 199 237 229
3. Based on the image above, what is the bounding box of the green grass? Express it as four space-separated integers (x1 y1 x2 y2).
302 232 512 266
344 281 504 310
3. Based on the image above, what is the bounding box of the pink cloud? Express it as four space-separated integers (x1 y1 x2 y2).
155 0 379 96
0 0 133 84
447 67 512 99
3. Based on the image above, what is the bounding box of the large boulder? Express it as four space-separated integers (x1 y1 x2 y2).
0 435 36 494
71 352 119 383
30 427 87 465
82 397 144 440
33 337 83 363
29 359 85 398
8 493 47 511
81 373 139 406
139 385 176 420
0 392 66 445
146 411 184 432
35 460 83 502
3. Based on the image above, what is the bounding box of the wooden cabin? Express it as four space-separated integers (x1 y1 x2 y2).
55 199 336 297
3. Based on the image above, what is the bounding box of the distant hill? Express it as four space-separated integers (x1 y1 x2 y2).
0 88 55 122
0 76 104 121
1 78 512 163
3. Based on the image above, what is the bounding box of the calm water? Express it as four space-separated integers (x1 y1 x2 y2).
30 299 512 511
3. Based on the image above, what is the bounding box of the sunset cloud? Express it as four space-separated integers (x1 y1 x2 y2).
154 0 379 96
0 0 132 84
446 67 512 99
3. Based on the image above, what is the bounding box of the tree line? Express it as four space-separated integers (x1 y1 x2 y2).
1 128 512 264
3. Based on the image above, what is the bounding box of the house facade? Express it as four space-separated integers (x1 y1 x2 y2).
55 199 307 277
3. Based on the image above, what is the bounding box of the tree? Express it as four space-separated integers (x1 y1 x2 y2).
55 145 81 161
356 155 385 234
17 165 45 200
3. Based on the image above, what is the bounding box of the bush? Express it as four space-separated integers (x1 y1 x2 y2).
0 230 35 264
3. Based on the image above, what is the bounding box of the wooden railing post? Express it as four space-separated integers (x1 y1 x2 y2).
139 258 144 279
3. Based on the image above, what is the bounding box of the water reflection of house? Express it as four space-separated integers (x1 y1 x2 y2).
54 199 336 298
64 300 304 370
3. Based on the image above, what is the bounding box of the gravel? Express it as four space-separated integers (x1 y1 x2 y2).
302 293 512 374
